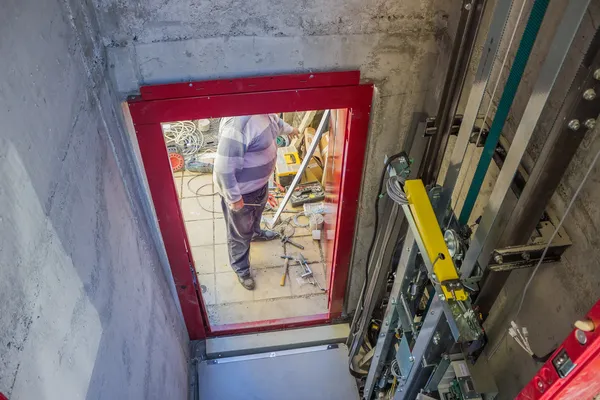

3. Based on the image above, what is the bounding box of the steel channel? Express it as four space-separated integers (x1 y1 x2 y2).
439 0 515 209
461 0 592 278
421 0 485 185
421 0 483 185
349 200 403 361
395 296 447 400
363 231 419 399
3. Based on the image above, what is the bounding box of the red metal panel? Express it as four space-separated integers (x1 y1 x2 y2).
139 71 361 101
134 123 207 340
517 299 600 400
328 102 372 314
128 85 373 125
209 313 337 337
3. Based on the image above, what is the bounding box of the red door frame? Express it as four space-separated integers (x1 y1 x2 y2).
127 72 373 339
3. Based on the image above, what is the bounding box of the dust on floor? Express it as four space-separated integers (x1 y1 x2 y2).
173 171 329 326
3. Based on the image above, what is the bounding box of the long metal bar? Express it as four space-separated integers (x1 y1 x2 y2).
440 0 515 208
458 0 550 224
476 25 600 312
270 109 330 226
461 0 592 278
420 0 485 185
363 231 419 399
348 199 404 363
395 296 448 399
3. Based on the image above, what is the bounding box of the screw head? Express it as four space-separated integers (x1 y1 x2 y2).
584 88 597 101
568 119 581 131
576 329 588 345
493 253 503 264
408 356 415 362
538 381 544 388
594 69 600 80
465 3 472 10
438 293 446 301
585 118 596 130
521 252 531 261
433 332 441 345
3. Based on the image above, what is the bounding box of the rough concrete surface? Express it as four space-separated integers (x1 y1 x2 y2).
0 0 189 398
98 0 459 315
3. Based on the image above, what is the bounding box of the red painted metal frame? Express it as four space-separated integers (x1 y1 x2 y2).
210 313 333 337
517 299 600 400
128 72 373 339
139 71 360 101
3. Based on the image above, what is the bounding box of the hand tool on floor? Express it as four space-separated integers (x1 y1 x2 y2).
280 235 304 250
282 253 325 291
280 256 290 286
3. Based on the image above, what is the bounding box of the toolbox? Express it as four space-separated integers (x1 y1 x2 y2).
289 181 326 207
275 145 301 186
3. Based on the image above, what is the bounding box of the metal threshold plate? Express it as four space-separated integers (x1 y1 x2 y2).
197 344 359 400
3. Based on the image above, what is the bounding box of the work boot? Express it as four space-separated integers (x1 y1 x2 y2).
237 274 255 290
251 229 278 241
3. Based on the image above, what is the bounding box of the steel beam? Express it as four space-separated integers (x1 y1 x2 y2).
348 197 405 365
363 231 419 399
394 296 453 399
460 0 592 279
420 0 486 185
440 0 515 209
458 0 550 224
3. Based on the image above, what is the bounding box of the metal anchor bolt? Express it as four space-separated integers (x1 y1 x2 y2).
585 118 596 130
568 119 581 131
583 88 596 101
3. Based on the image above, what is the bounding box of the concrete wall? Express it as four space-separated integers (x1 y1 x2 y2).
0 0 189 398
97 0 458 313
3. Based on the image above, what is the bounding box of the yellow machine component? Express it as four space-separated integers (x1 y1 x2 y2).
404 179 467 301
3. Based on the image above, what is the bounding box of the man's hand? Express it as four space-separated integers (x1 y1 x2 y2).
288 127 300 140
230 198 245 211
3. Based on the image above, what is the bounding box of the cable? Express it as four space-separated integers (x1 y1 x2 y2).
186 173 220 214
488 144 600 360
354 152 408 331
515 144 600 319
386 175 409 205
348 152 408 379
292 212 310 227
163 120 205 158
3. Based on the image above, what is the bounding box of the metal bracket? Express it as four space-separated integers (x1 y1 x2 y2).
396 334 415 380
488 211 572 271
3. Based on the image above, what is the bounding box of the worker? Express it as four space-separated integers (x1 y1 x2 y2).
214 114 299 290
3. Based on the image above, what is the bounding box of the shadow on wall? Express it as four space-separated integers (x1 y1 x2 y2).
0 1 189 397
0 105 187 399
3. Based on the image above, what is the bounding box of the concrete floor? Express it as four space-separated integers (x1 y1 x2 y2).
172 170 329 327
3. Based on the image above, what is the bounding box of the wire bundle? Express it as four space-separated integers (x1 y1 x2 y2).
508 321 533 356
163 121 205 158
386 174 409 205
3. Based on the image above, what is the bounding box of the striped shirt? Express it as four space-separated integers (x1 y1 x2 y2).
214 114 294 204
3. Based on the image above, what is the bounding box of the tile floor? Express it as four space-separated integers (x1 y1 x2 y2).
173 171 329 326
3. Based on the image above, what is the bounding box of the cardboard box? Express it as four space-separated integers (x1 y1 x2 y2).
304 128 324 166
305 158 323 182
